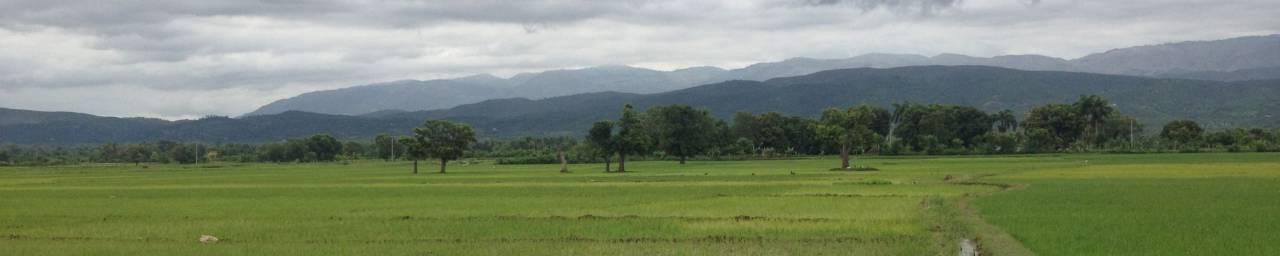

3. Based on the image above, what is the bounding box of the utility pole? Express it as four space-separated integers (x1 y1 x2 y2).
1130 118 1135 150
194 144 200 168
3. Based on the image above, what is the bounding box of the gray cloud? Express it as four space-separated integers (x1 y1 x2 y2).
798 0 964 16
0 0 1277 119
0 1 639 31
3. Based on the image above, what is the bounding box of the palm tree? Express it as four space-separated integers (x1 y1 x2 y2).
992 109 1018 133
1073 95 1114 147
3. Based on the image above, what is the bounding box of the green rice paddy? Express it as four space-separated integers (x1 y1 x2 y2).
2 153 1278 255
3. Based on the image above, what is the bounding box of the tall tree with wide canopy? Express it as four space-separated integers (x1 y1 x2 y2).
306 134 343 161
1162 120 1204 147
1023 103 1085 150
613 104 651 172
586 120 616 172
123 144 150 165
731 112 761 154
817 105 878 169
729 112 821 156
648 105 717 164
403 120 477 174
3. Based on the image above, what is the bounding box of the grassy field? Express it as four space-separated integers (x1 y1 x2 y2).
974 153 1280 256
1 153 1278 255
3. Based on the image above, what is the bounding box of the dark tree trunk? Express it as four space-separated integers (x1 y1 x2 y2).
617 153 626 173
604 157 611 173
840 143 850 169
413 160 418 174
679 155 686 165
440 159 448 173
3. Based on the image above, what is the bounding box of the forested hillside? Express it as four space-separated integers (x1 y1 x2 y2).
5 66 1275 144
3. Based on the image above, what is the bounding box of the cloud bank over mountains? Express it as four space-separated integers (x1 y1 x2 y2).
0 0 1277 119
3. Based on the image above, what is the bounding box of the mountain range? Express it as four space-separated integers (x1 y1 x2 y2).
247 34 1280 116
4 66 1278 144
247 65 732 116
380 66 1280 137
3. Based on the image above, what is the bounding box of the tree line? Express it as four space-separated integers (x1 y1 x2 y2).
2 95 1278 168
571 95 1280 171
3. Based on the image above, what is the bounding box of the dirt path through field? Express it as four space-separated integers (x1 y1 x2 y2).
949 175 1037 256
959 239 977 256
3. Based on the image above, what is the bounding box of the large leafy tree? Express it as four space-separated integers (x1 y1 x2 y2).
731 112 761 153
586 120 617 172
817 106 878 169
97 143 121 163
708 120 734 158
730 111 825 156
647 105 717 164
123 144 150 165
754 112 796 156
167 143 198 164
1161 120 1204 147
1023 103 1085 150
614 104 651 172
306 134 343 161
780 115 820 155
890 104 991 152
947 106 994 147
403 120 477 174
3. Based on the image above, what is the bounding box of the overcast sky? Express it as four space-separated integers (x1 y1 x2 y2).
1 0 1277 119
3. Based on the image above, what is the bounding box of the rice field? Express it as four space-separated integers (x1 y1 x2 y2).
2 153 1278 255
974 153 1280 256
